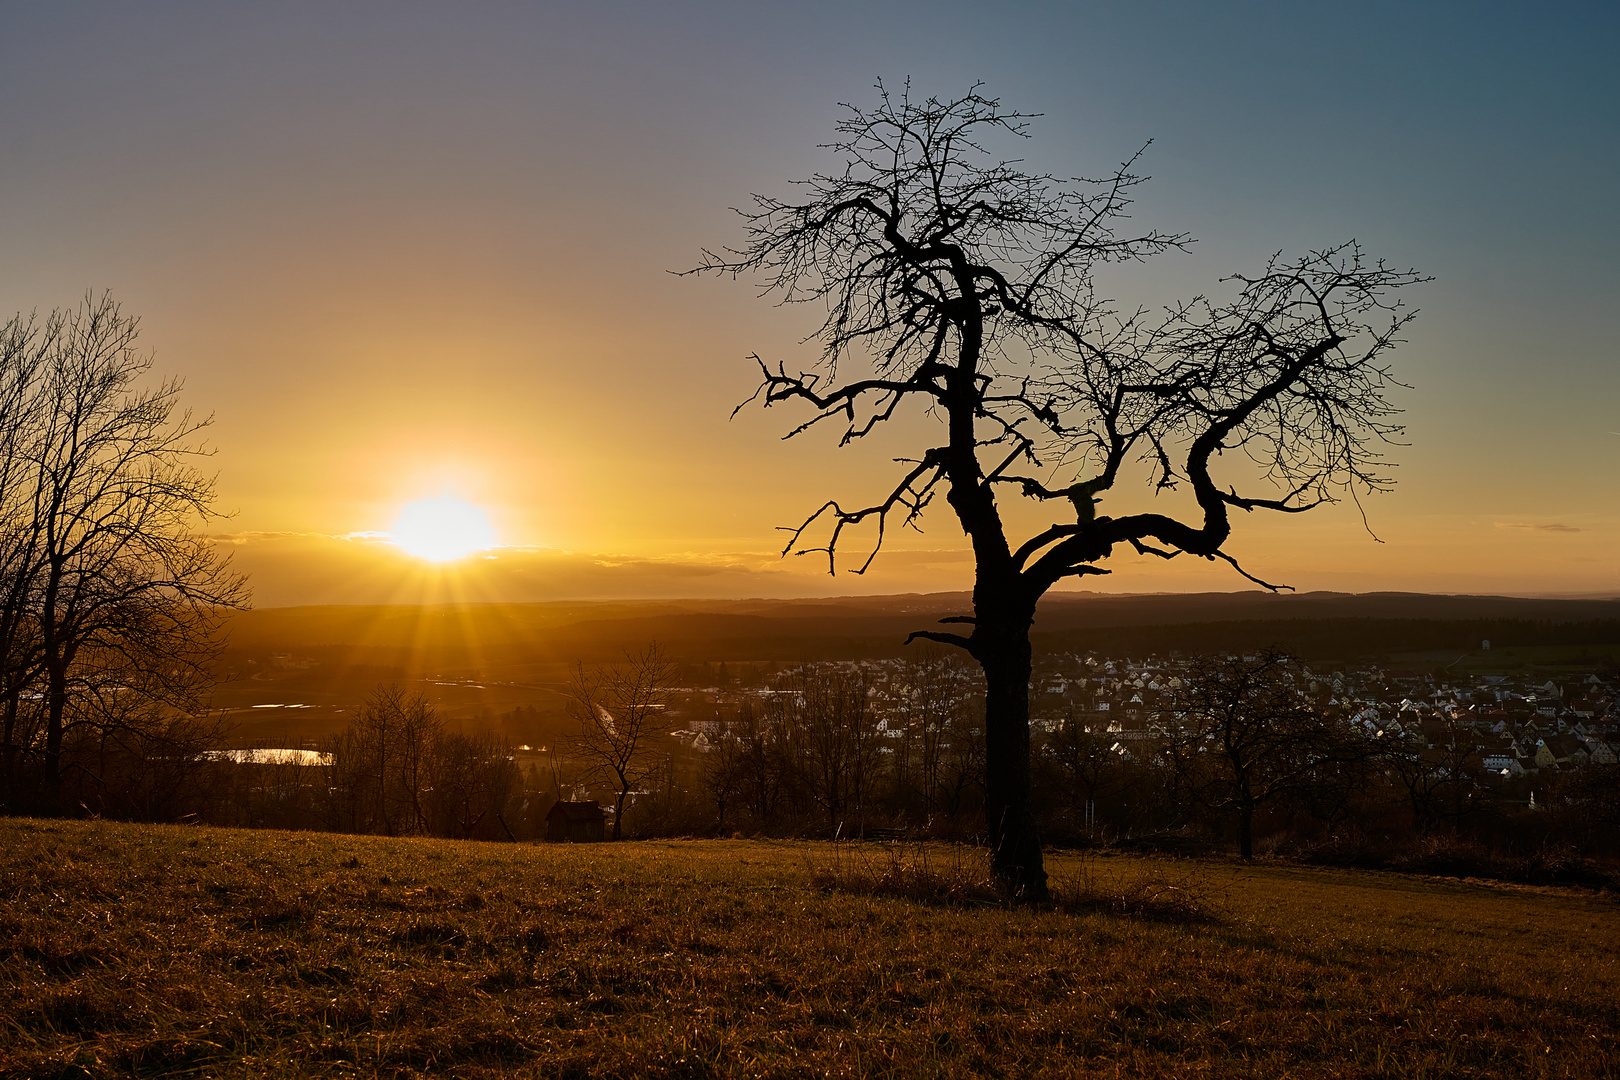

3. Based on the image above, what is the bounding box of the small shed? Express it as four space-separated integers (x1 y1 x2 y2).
546 801 606 843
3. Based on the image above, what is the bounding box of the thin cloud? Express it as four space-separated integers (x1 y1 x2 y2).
206 530 347 545
207 530 398 545
1494 522 1583 533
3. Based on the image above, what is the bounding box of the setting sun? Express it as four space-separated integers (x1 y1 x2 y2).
388 496 498 562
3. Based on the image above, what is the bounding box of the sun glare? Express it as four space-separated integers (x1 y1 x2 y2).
389 496 498 562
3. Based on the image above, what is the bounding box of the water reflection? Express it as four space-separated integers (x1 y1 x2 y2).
201 748 333 766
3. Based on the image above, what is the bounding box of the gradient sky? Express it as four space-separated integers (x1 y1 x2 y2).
2 1 1615 604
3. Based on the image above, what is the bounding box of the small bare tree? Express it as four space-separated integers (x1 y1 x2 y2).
729 698 790 827
0 311 51 793
568 643 674 840
332 685 442 836
702 717 749 833
427 730 522 840
766 665 880 834
1168 649 1376 859
1385 715 1482 835
694 83 1423 897
1034 708 1140 839
891 648 981 820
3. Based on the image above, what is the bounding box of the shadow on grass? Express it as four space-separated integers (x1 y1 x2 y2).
1299 834 1620 891
807 841 1224 924
1050 859 1225 925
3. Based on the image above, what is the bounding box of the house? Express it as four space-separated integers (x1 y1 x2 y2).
1588 740 1619 766
1482 754 1526 780
1107 713 1152 740
1547 735 1588 767
1532 736 1587 771
546 801 606 843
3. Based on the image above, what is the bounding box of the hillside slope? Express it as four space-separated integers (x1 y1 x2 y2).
3 818 1616 1078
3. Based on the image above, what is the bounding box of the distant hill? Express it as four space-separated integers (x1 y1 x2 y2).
220 591 1620 665
1029 592 1620 659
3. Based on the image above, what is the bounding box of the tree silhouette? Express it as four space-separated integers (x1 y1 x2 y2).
1167 649 1376 859
568 643 673 840
764 665 879 833
694 83 1423 897
0 295 248 808
327 685 442 836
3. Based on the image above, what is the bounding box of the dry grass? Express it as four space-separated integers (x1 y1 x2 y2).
807 841 1006 908
806 841 1217 923
1 818 1616 1078
1051 857 1221 925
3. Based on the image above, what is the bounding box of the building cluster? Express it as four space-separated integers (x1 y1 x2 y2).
665 655 986 752
663 652 1620 789
1034 654 1619 787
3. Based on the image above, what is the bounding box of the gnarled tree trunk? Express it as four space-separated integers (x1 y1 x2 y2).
977 614 1044 897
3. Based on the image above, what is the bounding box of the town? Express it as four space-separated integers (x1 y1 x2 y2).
643 649 1619 849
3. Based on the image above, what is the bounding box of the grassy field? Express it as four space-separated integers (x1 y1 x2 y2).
1 819 1616 1078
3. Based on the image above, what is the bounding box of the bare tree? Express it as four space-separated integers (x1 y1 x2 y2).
766 665 880 834
64 696 230 822
1550 764 1620 844
568 643 674 840
1384 716 1482 835
331 685 442 836
1167 649 1375 859
0 295 247 809
0 310 53 797
728 698 791 827
694 83 1422 896
1034 708 1140 840
891 649 982 821
702 715 749 833
427 730 522 840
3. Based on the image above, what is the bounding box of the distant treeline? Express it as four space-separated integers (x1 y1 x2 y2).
1036 618 1620 662
213 595 1620 675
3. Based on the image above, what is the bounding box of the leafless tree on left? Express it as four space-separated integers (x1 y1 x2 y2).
0 294 249 811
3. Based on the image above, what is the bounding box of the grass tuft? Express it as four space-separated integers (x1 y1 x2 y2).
807 839 1006 907
1051 855 1223 924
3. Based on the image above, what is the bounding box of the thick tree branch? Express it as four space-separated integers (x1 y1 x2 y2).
904 629 974 650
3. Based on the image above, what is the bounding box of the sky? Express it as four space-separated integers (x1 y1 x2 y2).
1 1 1615 605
